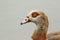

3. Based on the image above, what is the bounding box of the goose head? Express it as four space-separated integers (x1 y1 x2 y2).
21 10 41 25
21 10 48 26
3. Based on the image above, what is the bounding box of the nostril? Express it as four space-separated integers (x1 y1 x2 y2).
25 19 28 21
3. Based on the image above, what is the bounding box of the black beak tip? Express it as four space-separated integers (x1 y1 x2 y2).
20 23 23 25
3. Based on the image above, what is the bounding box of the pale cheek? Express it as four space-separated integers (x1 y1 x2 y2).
31 18 38 23
31 16 40 23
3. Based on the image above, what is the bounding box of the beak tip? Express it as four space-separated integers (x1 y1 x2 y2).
20 23 23 25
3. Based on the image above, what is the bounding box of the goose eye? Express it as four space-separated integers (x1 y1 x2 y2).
32 12 40 18
26 16 29 18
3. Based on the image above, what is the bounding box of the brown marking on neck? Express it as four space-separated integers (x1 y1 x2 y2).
39 34 46 40
32 31 47 40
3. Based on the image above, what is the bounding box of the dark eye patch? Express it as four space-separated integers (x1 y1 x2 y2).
32 12 40 18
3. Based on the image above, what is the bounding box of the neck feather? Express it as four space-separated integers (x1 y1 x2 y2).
35 24 47 40
32 15 48 40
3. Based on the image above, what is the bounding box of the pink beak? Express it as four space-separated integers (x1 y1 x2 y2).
20 18 31 25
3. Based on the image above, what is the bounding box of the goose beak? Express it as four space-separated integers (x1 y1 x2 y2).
20 18 31 25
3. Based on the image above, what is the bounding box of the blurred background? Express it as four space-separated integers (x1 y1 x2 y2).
0 0 60 40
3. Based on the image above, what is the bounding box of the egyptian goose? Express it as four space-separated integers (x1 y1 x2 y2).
20 10 60 40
